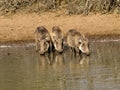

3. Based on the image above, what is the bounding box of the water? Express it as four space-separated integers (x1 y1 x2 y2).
0 41 120 90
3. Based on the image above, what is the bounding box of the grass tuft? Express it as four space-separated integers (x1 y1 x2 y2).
0 0 120 15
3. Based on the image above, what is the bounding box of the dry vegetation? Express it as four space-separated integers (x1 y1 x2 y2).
0 0 120 15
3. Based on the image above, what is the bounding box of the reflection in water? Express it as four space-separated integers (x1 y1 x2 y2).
0 41 120 90
52 53 65 73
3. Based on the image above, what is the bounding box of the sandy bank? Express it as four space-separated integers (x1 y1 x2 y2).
0 13 120 43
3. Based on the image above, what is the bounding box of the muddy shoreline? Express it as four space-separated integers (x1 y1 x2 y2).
87 34 120 40
0 34 120 46
0 13 120 44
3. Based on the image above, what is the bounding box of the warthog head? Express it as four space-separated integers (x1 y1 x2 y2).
38 40 49 55
78 35 90 55
52 26 63 53
54 39 63 53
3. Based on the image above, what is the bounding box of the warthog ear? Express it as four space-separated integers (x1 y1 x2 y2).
82 34 88 41
82 34 85 38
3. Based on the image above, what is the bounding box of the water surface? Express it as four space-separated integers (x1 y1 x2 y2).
0 41 120 90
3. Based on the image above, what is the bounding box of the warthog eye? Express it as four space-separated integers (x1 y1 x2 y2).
79 42 82 44
82 43 85 47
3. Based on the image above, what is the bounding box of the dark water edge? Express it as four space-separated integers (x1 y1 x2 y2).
0 39 120 90
87 34 120 41
0 35 120 47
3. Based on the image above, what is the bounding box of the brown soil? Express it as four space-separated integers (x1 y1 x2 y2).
0 12 120 43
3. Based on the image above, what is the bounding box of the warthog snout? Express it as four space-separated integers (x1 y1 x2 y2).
78 40 90 55
54 39 63 53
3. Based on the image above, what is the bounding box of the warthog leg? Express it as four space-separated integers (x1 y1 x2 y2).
75 47 80 55
36 41 39 52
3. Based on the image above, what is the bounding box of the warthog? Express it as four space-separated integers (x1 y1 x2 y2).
34 26 51 55
65 29 90 55
51 26 63 53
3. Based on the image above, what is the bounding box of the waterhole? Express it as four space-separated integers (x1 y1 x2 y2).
0 41 120 90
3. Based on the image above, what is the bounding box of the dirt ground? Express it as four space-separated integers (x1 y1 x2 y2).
0 12 120 43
